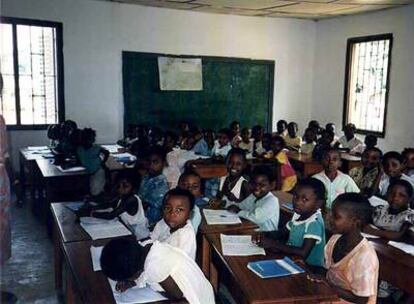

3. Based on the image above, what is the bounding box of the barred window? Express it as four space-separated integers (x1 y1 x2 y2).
0 17 64 129
343 34 393 137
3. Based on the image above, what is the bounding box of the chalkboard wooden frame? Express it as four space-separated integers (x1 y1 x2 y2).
122 51 275 133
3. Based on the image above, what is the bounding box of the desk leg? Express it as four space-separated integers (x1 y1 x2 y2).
201 235 210 279
66 272 75 304
209 262 219 293
53 225 62 290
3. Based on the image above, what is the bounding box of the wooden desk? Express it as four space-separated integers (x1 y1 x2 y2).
273 191 294 228
63 240 184 304
206 233 338 304
340 153 361 173
198 208 258 278
286 151 322 178
191 159 227 179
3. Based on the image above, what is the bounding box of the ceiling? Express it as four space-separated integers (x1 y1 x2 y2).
97 0 414 20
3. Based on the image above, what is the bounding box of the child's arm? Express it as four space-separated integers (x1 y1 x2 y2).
99 147 110 165
159 276 183 300
363 223 410 241
333 286 369 304
92 196 138 220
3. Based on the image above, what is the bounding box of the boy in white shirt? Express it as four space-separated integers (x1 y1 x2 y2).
313 148 360 209
227 166 279 231
100 238 215 304
211 128 232 158
334 123 362 151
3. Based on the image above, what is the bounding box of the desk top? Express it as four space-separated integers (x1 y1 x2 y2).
206 233 338 304
199 208 258 235
20 147 52 161
63 240 184 304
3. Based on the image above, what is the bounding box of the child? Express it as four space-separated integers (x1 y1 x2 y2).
325 122 339 145
203 129 215 151
211 128 232 158
350 134 378 155
149 188 197 260
230 121 241 147
284 122 301 150
402 148 414 177
191 128 210 156
308 120 321 136
378 151 414 197
270 136 297 192
210 148 250 207
334 123 363 151
349 147 382 197
138 146 169 226
163 131 178 153
130 125 150 158
238 128 254 154
251 125 264 155
83 173 149 239
261 178 326 267
227 166 279 231
275 119 288 137
300 128 317 154
313 149 359 209
365 179 414 240
76 128 109 197
258 132 272 156
177 171 205 231
323 193 379 303
313 130 334 161
100 238 215 303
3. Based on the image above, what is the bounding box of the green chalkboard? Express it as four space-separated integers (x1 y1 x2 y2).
122 52 274 132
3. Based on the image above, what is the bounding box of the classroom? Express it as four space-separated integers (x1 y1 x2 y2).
1 0 414 303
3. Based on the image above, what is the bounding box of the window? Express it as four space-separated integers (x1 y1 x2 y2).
0 17 64 129
343 33 393 137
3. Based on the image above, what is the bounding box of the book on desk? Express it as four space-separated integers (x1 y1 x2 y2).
247 257 305 279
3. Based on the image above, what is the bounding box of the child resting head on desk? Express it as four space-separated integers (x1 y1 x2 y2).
100 238 215 303
310 193 379 304
78 172 150 239
227 166 279 232
260 178 327 268
138 146 169 227
209 148 250 208
144 188 197 260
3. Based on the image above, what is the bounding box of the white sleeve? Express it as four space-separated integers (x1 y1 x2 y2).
238 196 279 225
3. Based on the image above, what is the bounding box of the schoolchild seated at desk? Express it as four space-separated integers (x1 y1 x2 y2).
309 193 379 304
260 178 326 268
100 238 215 303
313 148 359 209
211 128 232 159
209 148 250 208
138 146 169 227
284 122 301 151
227 166 279 231
333 123 362 152
350 134 377 155
76 128 109 198
145 188 197 260
270 135 297 192
300 128 317 155
254 132 272 157
312 130 334 162
251 125 264 155
238 128 254 154
402 148 414 178
78 172 150 239
191 128 210 157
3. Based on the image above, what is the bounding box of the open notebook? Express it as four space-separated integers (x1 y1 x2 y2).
79 217 132 240
248 257 305 279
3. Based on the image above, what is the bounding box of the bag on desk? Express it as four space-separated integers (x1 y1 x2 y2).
247 257 304 279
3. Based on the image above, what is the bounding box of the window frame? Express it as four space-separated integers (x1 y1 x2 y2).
342 33 393 138
0 16 65 131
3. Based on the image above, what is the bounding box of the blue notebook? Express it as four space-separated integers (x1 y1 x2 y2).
247 257 304 279
282 202 294 211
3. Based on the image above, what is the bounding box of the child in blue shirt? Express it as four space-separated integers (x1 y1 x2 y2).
261 178 327 268
76 128 109 197
139 146 169 226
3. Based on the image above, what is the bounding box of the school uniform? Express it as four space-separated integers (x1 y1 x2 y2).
313 170 360 209
150 219 197 260
349 166 380 194
325 235 379 304
238 139 254 154
138 241 215 304
219 175 247 206
300 142 315 154
237 192 279 231
192 138 210 156
275 151 297 192
253 141 266 155
286 210 325 267
337 135 363 150
211 140 231 158
378 173 414 196
139 174 169 225
283 135 302 149
372 205 414 232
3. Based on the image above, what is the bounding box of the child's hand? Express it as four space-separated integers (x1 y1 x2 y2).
227 205 240 213
258 235 279 249
306 273 325 284
115 280 136 293
226 192 239 202
209 198 224 209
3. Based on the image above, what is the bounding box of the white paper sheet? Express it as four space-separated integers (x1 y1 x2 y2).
102 144 123 153
108 279 167 304
220 234 265 256
56 165 86 173
203 209 242 225
388 241 414 255
112 153 137 162
27 146 49 151
361 232 380 239
90 246 104 271
341 154 361 161
80 218 132 240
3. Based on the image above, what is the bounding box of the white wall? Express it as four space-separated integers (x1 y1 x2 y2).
312 5 414 152
2 0 317 169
